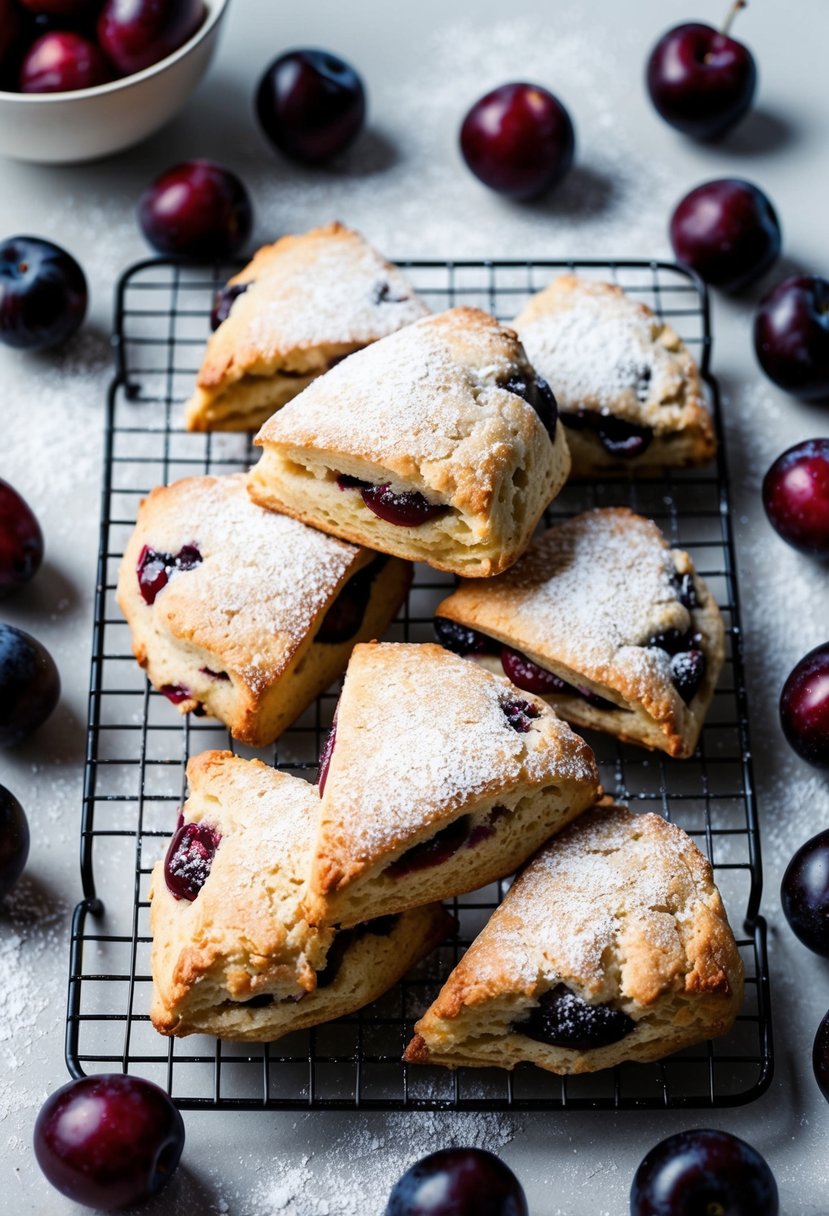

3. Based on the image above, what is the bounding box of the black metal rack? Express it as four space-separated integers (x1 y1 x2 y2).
66 256 773 1111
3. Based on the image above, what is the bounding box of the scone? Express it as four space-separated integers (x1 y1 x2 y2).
514 274 716 476
150 751 453 1042
405 805 744 1074
117 474 411 746
434 508 724 758
185 222 430 432
248 307 571 578
305 642 599 929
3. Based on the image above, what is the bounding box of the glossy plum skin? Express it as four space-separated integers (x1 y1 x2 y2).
137 161 253 259
460 82 575 200
814 1009 829 1102
762 439 829 558
646 21 756 140
19 30 110 92
97 0 205 76
779 643 829 768
0 623 60 748
0 479 43 597
0 784 29 900
18 0 97 13
0 0 23 79
630 1129 778 1216
781 829 829 955
384 1148 528 1216
33 1074 185 1211
0 236 87 351
256 49 366 165
669 179 781 291
754 276 829 400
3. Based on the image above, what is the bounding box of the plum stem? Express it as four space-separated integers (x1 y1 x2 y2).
721 0 747 37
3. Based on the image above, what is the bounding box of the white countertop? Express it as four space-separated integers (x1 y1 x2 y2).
1 1 828 1212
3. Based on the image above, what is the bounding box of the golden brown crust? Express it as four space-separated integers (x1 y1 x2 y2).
116 473 411 746
436 508 725 758
514 274 716 477
248 307 571 578
185 222 430 432
404 806 744 1074
150 750 455 1042
306 642 599 927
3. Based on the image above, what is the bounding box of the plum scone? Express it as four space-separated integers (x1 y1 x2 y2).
150 751 453 1042
185 221 429 432
434 508 724 758
247 307 571 578
117 473 410 746
405 804 744 1074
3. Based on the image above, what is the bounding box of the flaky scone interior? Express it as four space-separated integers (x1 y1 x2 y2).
116 473 410 746
150 752 453 1043
248 307 571 578
405 805 744 1074
514 274 715 477
185 221 430 432
305 642 599 929
435 508 724 758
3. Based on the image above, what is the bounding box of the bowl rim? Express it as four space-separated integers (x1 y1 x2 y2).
0 0 231 104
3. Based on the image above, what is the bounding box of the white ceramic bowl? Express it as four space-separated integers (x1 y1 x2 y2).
0 0 231 164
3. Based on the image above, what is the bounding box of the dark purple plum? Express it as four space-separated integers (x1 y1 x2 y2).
460 82 574 200
97 0 205 76
33 1074 185 1211
256 49 366 165
18 0 97 13
645 3 756 140
0 785 29 900
0 236 87 351
779 643 829 768
0 479 43 597
781 828 829 955
762 439 829 558
164 814 220 900
754 275 829 400
0 0 23 80
630 1128 778 1216
515 984 634 1050
669 178 781 291
0 623 60 747
814 1009 829 1103
384 1148 528 1216
20 31 110 92
137 161 253 259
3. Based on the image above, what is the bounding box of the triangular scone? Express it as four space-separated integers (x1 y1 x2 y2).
514 274 716 477
150 752 453 1042
248 308 571 578
305 642 599 928
435 508 724 758
405 805 744 1074
117 474 411 747
185 222 430 432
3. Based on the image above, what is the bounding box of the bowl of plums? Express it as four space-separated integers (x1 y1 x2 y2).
0 0 230 163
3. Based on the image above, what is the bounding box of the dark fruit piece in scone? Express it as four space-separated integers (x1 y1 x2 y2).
0 623 60 748
210 281 250 331
501 697 541 734
762 439 829 559
386 816 471 879
460 81 575 201
384 1147 528 1216
33 1074 185 1211
433 616 491 657
779 643 829 768
560 410 653 459
136 543 202 605
164 814 221 901
315 556 387 644
500 645 574 696
514 983 634 1050
0 236 87 352
503 373 558 439
669 178 781 291
256 49 366 165
0 479 43 598
630 1128 779 1216
137 161 253 259
754 276 829 401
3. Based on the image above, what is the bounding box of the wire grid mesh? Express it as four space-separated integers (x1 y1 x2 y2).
66 257 772 1111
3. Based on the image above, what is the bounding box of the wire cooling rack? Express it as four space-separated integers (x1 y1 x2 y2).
66 256 772 1111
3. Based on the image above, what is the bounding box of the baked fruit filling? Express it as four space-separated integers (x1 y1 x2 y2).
314 915 400 988
210 282 250 330
513 984 635 1050
560 410 653 459
385 807 509 879
137 543 202 605
335 475 448 527
164 816 221 901
501 372 559 440
315 555 389 643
